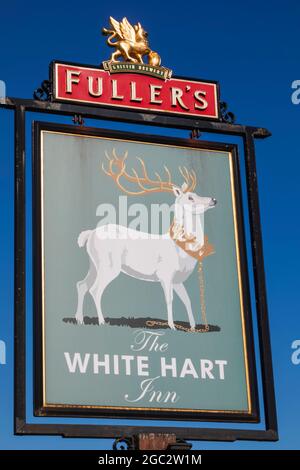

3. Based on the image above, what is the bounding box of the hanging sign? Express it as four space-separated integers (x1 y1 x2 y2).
51 17 219 120
34 122 258 421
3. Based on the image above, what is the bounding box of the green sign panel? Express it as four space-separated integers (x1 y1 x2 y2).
34 123 258 421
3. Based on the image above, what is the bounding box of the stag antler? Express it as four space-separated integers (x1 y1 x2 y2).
179 165 197 192
101 148 197 195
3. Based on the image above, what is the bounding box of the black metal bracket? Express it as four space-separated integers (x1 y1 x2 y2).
220 101 236 124
112 436 138 450
190 128 201 139
72 114 85 126
189 100 236 139
112 435 192 450
33 80 52 102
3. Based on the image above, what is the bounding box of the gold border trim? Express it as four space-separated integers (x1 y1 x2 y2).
40 130 251 415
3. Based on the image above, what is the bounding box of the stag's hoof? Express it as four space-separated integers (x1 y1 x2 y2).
75 316 84 325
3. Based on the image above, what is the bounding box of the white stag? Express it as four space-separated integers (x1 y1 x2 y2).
75 150 217 330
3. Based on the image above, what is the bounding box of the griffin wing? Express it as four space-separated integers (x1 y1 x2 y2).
109 16 123 38
119 17 136 44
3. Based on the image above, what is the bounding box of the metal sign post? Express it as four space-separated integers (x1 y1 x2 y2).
0 15 278 448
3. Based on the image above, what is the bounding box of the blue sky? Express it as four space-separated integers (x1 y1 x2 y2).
0 0 300 450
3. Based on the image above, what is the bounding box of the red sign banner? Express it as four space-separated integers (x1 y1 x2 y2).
52 62 220 120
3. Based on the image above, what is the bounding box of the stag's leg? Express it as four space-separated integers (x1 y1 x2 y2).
173 283 195 330
89 263 121 326
158 277 175 330
75 262 96 325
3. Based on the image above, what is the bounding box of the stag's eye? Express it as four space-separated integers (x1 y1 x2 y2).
188 195 194 202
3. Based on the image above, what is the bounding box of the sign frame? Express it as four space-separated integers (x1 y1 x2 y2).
50 60 221 121
33 121 259 423
0 93 278 442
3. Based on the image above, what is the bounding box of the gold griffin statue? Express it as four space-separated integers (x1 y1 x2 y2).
102 16 161 66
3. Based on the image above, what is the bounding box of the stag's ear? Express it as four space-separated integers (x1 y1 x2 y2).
181 182 188 192
173 186 182 197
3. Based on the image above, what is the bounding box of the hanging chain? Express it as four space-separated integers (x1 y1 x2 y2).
196 261 209 332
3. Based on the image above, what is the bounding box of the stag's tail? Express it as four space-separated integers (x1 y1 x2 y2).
78 230 92 248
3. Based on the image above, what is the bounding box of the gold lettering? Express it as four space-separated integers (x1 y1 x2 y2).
171 88 189 110
66 70 81 94
149 85 163 104
88 76 103 97
130 81 142 102
111 80 124 100
194 90 208 110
